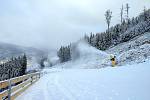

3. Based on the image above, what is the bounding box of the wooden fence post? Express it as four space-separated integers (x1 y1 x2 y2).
8 68 12 100
31 76 33 84
8 79 11 100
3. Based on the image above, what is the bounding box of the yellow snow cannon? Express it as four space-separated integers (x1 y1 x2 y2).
110 54 116 67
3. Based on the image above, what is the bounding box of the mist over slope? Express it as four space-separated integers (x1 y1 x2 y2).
0 42 46 59
71 41 108 60
54 42 111 69
53 32 150 69
0 42 24 60
0 42 48 70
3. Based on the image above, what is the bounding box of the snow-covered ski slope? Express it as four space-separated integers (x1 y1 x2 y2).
16 61 150 100
16 33 150 100
53 31 150 69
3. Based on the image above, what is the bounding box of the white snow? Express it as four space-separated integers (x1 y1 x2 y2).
107 32 150 65
16 34 150 100
16 61 150 100
117 44 150 65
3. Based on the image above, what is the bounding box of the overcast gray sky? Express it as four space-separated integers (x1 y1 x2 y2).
0 0 149 49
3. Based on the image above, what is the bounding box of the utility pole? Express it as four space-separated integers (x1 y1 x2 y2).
120 5 124 23
125 3 130 21
143 6 147 21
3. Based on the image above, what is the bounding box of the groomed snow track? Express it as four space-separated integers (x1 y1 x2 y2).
16 61 150 100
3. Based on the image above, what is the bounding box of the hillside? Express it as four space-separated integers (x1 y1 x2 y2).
58 9 150 68
0 42 48 70
0 42 46 60
50 32 150 69
106 32 150 65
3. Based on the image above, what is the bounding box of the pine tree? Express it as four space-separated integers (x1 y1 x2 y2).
0 55 28 81
22 54 27 75
57 45 71 63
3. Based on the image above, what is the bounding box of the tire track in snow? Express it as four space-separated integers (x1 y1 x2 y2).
52 75 77 100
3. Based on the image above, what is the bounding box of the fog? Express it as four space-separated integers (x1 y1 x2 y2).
0 0 149 49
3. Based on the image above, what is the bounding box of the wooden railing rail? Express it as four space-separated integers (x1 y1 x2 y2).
0 72 41 100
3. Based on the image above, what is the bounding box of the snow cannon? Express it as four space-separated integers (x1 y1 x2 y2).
110 54 116 67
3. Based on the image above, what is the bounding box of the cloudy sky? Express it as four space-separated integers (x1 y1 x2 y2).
0 0 149 49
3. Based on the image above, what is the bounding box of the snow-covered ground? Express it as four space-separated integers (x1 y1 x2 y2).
16 61 150 100
16 33 150 100
106 32 150 65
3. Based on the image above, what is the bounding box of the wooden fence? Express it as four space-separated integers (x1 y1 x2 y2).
0 72 41 100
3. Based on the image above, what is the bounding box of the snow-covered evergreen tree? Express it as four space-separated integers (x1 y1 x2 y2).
83 8 150 51
57 7 150 64
0 55 27 81
57 45 71 63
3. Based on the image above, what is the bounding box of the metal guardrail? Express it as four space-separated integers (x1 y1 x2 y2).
0 72 41 100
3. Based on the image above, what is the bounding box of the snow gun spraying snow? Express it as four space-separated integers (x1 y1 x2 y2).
110 54 116 67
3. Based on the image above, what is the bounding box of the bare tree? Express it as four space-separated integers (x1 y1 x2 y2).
105 9 112 33
143 6 147 21
120 5 124 23
125 3 130 21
